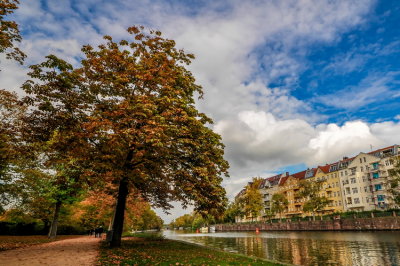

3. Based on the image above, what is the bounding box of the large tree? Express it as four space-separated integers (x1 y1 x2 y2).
22 27 228 246
21 56 91 238
0 0 25 66
77 27 229 247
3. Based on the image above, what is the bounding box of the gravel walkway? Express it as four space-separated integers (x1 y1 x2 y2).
0 236 101 266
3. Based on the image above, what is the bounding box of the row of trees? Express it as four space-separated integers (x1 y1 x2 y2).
1 190 163 234
0 1 228 247
234 177 330 222
170 213 216 229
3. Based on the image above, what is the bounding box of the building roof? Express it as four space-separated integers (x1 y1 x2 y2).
266 173 285 186
278 175 289 186
291 170 307 179
317 164 331 173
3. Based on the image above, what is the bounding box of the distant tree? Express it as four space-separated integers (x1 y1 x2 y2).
388 156 400 207
138 207 164 231
240 177 263 221
297 179 329 220
0 0 25 66
170 214 195 229
222 201 242 223
263 209 275 223
271 193 288 221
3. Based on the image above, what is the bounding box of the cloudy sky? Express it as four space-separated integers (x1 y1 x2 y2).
2 0 400 222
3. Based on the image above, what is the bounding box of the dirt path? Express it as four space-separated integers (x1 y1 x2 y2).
0 236 101 266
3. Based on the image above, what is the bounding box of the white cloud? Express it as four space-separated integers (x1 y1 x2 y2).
309 121 384 164
7 0 398 224
315 72 399 109
371 121 400 145
0 55 28 94
215 111 400 201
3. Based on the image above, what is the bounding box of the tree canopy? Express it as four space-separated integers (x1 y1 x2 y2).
389 156 400 206
0 0 25 66
271 193 288 220
297 179 329 219
239 177 264 221
19 26 229 246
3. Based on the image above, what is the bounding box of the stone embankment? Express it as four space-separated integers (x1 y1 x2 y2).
216 216 400 232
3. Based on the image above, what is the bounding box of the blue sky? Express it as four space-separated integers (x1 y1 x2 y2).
1 0 400 221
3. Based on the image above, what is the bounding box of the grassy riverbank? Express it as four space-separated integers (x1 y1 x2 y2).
97 233 282 265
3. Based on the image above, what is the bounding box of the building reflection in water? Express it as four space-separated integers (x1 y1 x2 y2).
166 230 400 266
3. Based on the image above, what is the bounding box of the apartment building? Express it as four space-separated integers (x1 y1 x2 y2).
340 153 377 211
234 144 399 221
260 173 285 219
309 164 343 215
367 145 399 209
276 170 308 218
340 145 399 211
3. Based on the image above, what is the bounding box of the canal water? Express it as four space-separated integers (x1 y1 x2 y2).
164 230 400 265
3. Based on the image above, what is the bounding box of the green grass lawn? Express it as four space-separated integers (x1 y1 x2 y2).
98 234 283 266
0 235 81 251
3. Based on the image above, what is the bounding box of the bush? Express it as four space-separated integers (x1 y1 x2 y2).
0 221 84 235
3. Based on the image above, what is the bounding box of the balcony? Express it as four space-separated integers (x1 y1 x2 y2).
325 185 334 191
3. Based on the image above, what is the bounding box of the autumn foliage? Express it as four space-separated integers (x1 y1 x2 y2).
1 25 228 247
0 0 25 66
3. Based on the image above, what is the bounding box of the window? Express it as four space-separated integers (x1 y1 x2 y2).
354 198 360 204
360 158 363 163
361 166 363 172
362 176 367 182
366 197 369 203
385 160 389 166
351 178 356 184
364 186 368 192
351 168 356 175
375 184 382 191
345 170 348 175
346 188 351 194
339 200 342 205
352 187 358 194
377 195 385 201
347 197 352 204
373 173 379 179
372 162 379 170
364 157 366 163
341 172 344 177
366 166 369 171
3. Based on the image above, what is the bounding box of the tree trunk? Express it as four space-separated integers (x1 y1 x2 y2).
48 200 62 239
109 176 129 247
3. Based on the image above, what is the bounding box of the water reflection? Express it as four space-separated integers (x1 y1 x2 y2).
164 230 400 265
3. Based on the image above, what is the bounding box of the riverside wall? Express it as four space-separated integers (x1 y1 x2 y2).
215 216 400 232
